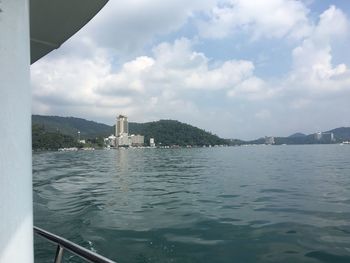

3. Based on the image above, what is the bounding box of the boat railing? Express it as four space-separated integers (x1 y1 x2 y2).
34 226 116 263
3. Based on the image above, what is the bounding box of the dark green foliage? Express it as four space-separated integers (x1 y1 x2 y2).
32 124 80 150
32 115 113 139
86 137 105 148
128 120 229 146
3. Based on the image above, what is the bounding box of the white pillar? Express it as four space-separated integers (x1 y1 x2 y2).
0 0 33 262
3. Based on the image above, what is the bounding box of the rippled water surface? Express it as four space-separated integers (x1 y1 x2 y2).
33 145 350 263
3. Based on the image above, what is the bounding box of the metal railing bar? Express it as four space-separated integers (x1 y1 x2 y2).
54 245 64 263
34 226 116 263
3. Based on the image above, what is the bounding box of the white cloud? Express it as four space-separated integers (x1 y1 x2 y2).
31 50 136 122
289 5 350 93
32 38 269 126
98 56 155 96
198 0 311 40
255 109 272 120
75 0 216 55
185 60 254 90
227 77 273 100
30 2 350 139
289 98 310 109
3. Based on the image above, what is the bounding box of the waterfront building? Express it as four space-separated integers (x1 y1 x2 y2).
265 136 275 145
117 134 130 147
105 135 116 147
322 132 334 142
116 115 130 147
112 114 146 147
314 132 334 142
314 132 323 140
130 134 144 147
150 138 156 147
116 115 128 137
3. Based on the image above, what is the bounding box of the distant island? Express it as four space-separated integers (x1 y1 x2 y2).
32 115 350 151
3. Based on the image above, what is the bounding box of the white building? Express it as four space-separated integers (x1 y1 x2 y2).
105 135 116 147
114 114 145 147
116 115 128 137
314 132 323 140
321 132 334 142
117 134 130 147
130 134 144 147
150 138 156 147
265 136 275 145
314 132 335 142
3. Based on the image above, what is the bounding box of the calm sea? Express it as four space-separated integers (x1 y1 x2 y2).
33 145 350 263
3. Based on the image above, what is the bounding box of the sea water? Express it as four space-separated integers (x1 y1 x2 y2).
33 145 350 263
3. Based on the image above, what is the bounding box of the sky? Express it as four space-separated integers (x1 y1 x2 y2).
30 0 350 140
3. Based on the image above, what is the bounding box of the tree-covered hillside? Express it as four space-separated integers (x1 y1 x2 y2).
32 115 350 147
32 115 113 138
32 115 231 147
128 120 229 146
32 124 80 150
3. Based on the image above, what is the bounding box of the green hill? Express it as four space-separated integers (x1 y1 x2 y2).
128 120 228 146
328 127 350 141
32 124 81 150
32 115 113 138
32 115 231 147
32 115 350 148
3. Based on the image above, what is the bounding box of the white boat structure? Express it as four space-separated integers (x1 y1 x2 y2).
0 1 116 262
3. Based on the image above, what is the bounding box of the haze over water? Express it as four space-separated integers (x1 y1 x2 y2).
33 145 350 263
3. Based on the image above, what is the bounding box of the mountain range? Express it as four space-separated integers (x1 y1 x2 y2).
32 115 350 149
32 115 231 148
248 127 350 145
32 115 113 138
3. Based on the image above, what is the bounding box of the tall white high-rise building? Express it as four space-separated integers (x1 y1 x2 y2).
116 115 128 136
113 114 145 147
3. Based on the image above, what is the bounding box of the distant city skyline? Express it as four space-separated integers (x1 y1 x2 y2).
31 1 350 140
